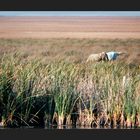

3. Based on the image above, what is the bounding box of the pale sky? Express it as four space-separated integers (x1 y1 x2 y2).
0 11 140 16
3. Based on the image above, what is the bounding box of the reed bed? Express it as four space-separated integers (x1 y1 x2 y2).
0 53 140 129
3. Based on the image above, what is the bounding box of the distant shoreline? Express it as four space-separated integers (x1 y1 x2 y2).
0 16 139 39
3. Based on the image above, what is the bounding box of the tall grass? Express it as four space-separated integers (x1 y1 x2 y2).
0 53 140 128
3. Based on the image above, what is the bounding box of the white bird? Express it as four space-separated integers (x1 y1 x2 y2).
106 51 126 61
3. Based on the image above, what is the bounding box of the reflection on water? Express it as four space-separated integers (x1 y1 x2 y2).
44 125 139 129
0 123 139 129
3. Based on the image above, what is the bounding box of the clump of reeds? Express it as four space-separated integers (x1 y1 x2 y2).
0 53 140 128
0 54 54 127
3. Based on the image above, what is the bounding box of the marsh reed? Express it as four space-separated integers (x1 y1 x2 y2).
0 53 140 128
0 38 140 128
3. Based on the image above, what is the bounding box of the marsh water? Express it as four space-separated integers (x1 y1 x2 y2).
0 124 139 129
